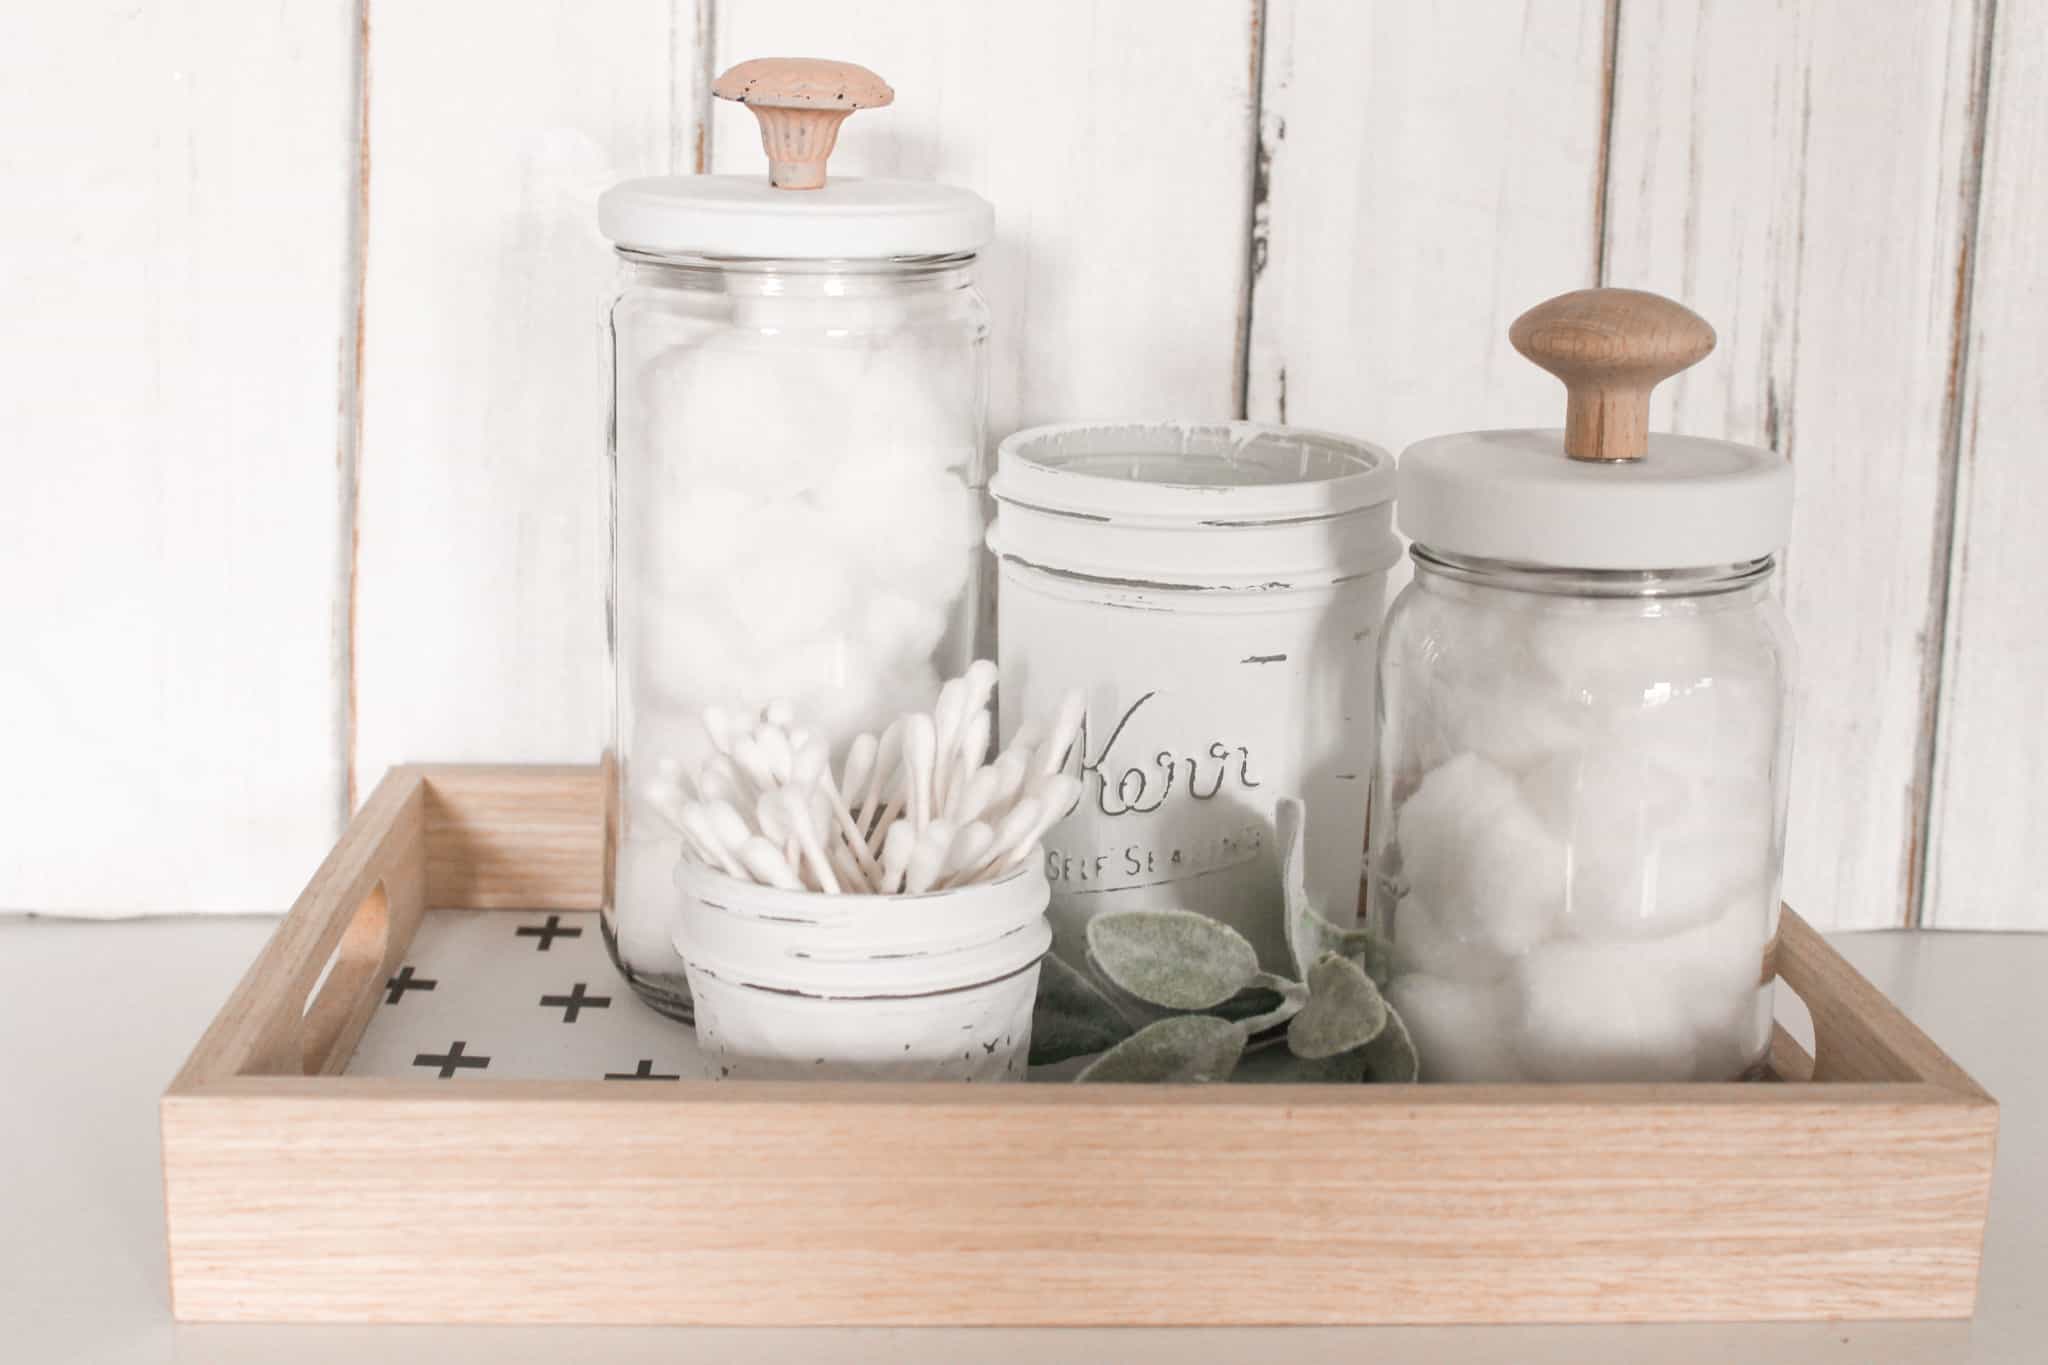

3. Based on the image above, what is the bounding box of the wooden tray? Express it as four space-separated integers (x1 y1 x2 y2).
161 764 1999 1326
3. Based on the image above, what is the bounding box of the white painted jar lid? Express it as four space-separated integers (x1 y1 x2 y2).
1397 428 1793 571
989 421 1400 589
599 175 993 260
1400 288 1794 571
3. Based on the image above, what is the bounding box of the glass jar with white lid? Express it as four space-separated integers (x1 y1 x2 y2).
1369 289 1796 1083
596 59 993 1019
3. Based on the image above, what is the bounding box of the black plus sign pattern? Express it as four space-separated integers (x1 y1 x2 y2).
384 965 437 1004
347 909 705 1081
539 981 612 1023
514 914 582 951
412 1040 490 1078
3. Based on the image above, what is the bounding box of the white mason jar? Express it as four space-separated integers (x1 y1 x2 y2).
989 422 1399 971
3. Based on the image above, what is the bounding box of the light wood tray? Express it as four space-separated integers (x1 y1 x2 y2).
161 764 1999 1326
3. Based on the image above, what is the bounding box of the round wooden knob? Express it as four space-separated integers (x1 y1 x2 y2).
1509 288 1716 462
713 58 894 190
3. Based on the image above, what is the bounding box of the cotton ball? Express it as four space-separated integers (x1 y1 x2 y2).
639 334 855 496
1615 673 1782 783
1635 778 1776 932
706 501 854 650
627 599 764 714
1521 746 1721 939
1395 752 1565 957
612 838 690 975
821 465 979 604
863 590 951 666
1386 975 1523 1083
1639 892 1775 1022
1392 592 1587 772
1523 604 1726 709
1687 985 1774 1081
840 338 978 468
1510 939 1700 1082
1389 895 1513 984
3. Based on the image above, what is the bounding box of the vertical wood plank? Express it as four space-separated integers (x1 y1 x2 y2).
1246 2 1613 446
710 0 1258 436
1245 0 1613 611
0 3 358 912
349 2 699 799
1927 0 2044 929
1603 0 1987 929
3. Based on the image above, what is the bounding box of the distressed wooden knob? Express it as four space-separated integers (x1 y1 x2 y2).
1510 288 1716 462
713 57 894 190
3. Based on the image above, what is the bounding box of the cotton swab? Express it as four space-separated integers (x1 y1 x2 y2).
669 664 1084 896
736 836 804 890
1037 690 1087 778
903 819 957 895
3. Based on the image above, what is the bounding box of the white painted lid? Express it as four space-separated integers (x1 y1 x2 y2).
598 174 993 260
1397 428 1793 570
989 422 1401 588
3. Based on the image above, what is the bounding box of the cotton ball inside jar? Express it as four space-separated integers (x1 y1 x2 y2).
1520 745 1714 939
1509 939 1700 1083
1389 895 1514 984
1395 590 1588 773
1523 603 1728 708
1386 975 1523 1082
638 334 856 498
1395 752 1565 957
821 462 980 606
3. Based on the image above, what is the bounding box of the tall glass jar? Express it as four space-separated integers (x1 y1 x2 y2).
597 123 993 1018
1368 288 1797 1082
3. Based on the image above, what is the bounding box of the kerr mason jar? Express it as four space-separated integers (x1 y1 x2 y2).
990 422 1399 973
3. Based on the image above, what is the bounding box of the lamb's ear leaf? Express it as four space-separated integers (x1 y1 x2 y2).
1029 952 1136 1066
1085 908 1261 1010
1217 972 1309 1035
1357 1001 1419 1083
1074 1014 1246 1084
1286 952 1390 1059
1281 797 1394 988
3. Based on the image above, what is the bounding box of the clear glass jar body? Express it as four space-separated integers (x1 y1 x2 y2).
605 250 990 1019
1367 550 1795 1082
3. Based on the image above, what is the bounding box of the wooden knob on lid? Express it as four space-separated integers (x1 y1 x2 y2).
714 58 894 190
1510 288 1716 462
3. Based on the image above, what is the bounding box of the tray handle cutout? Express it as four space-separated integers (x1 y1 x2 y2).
295 881 392 1075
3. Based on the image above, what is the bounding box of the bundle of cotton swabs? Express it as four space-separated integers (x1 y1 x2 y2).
643 661 1085 896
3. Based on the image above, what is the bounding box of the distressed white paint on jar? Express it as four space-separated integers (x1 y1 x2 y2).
672 862 1051 1081
989 423 1399 972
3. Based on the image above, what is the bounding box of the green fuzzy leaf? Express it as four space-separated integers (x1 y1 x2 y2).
1279 797 1394 988
1030 952 1136 1066
1074 1014 1246 1084
1287 952 1390 1059
1220 972 1309 1035
1086 908 1261 1010
1357 1002 1419 1083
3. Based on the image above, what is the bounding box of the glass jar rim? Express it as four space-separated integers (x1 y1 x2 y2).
1410 546 1775 598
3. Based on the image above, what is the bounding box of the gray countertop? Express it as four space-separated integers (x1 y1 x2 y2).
3 915 2040 1364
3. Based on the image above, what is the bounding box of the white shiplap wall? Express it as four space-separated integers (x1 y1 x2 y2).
2 0 2040 928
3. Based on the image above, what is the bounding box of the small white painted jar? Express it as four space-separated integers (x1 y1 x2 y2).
989 422 1399 972
1371 289 1796 1084
673 862 1051 1081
